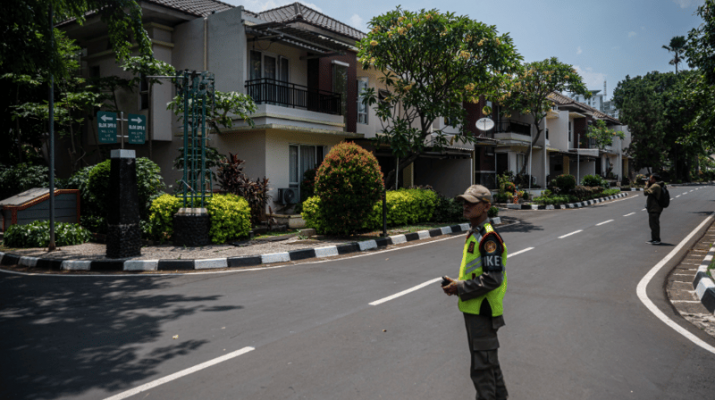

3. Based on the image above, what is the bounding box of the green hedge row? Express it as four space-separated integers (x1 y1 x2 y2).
147 193 251 244
4 220 92 248
302 188 445 235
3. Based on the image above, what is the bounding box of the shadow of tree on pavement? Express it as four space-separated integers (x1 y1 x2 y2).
0 274 243 399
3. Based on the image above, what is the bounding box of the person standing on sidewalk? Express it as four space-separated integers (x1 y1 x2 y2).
442 185 508 400
644 174 664 245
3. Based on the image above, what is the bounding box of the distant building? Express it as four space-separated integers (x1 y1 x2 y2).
569 85 620 119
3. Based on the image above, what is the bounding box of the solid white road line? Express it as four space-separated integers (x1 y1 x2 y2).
624 212 636 217
597 219 614 226
103 346 255 400
370 278 442 306
508 247 534 258
636 211 715 355
558 230 582 239
369 245 534 307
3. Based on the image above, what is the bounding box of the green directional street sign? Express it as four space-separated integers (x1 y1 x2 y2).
127 113 147 144
97 111 117 144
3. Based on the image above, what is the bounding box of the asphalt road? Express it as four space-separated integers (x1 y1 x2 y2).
1 185 714 400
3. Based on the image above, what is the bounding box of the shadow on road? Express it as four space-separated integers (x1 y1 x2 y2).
0 274 242 399
497 219 544 234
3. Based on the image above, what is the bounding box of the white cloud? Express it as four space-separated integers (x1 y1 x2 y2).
577 46 582 55
232 0 322 12
573 66 607 91
672 0 704 8
628 31 637 38
349 14 364 30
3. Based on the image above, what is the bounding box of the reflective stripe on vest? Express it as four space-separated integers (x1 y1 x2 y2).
457 223 508 316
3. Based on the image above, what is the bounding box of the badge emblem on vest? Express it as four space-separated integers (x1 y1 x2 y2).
479 232 504 272
484 240 497 254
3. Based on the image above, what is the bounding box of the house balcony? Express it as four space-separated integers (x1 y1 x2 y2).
493 119 534 146
237 78 351 135
245 78 342 116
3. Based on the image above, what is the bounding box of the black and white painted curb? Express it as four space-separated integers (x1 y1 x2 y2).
693 242 715 314
0 223 473 273
505 192 629 211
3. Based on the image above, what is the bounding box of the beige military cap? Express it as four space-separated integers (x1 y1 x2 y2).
456 185 492 204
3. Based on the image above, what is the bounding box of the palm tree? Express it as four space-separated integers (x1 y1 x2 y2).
662 36 687 74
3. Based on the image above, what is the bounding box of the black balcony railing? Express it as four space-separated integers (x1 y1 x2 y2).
493 119 532 136
245 78 342 116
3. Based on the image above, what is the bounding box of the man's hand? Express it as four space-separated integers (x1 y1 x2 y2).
442 276 459 296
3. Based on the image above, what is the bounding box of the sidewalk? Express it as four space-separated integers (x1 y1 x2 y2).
666 218 715 337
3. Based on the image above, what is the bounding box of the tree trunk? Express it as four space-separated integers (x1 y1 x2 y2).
383 153 419 190
519 120 543 178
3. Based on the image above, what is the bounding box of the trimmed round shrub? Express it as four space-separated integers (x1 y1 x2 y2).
3 220 92 248
314 142 384 235
147 194 182 243
554 174 576 193
66 165 100 219
87 157 165 224
205 194 251 244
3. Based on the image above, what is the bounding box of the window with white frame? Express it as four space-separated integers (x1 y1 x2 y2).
357 77 369 124
289 145 325 191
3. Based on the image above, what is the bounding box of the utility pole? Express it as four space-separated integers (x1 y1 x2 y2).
48 4 56 251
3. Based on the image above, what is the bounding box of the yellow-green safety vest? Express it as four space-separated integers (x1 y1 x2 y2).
457 222 508 316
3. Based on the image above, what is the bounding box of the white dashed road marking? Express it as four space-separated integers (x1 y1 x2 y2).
558 230 582 239
624 212 636 217
597 220 614 226
677 195 681 198
508 247 534 258
370 278 442 306
103 347 255 400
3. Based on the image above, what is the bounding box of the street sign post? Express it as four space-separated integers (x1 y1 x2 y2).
127 114 146 144
97 111 117 144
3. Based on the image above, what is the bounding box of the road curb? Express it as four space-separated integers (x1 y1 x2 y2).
0 223 473 273
693 242 715 314
505 192 628 210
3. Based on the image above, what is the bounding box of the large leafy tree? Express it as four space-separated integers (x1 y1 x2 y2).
1 0 151 79
613 71 699 180
3 31 104 171
357 7 522 187
662 36 688 74
684 0 715 162
1 0 152 166
498 58 589 176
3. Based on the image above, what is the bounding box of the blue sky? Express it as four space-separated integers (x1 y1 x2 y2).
226 0 705 100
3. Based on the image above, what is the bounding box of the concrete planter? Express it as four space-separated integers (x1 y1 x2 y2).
270 214 306 229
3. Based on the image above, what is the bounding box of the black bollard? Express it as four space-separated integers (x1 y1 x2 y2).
106 149 142 258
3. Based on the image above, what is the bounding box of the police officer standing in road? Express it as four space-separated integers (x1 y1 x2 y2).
442 185 508 400
644 174 664 245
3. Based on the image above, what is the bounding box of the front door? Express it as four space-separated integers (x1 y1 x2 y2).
496 153 508 175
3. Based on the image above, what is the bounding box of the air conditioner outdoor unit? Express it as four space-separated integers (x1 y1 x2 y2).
278 188 298 205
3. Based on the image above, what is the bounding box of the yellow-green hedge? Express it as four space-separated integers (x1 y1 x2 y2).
302 188 438 234
147 193 251 244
